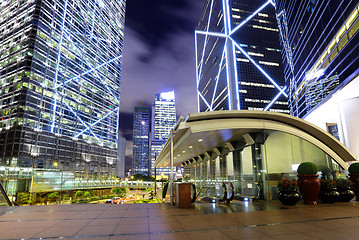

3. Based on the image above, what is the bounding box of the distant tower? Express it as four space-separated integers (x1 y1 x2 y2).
195 0 288 113
117 137 126 178
132 106 151 176
150 91 176 178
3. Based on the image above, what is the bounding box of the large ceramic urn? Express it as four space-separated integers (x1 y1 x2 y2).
297 162 320 205
298 174 321 205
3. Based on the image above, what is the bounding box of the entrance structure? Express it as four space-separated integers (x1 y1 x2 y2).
154 110 357 201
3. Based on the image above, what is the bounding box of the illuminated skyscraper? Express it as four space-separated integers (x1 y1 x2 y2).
132 106 150 176
195 0 288 113
275 0 359 156
150 91 176 178
0 0 126 196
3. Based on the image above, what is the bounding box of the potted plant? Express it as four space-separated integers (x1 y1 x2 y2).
319 179 339 203
277 179 300 206
349 162 359 201
297 162 320 205
337 178 355 202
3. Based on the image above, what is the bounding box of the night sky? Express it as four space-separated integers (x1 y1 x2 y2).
119 0 206 167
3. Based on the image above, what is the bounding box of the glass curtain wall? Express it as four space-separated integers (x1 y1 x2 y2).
184 130 345 200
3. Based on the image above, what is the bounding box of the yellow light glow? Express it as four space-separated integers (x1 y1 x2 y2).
346 9 358 29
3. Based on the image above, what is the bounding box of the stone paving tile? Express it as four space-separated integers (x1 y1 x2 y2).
87 218 121 226
0 227 47 239
56 219 91 227
149 222 178 232
0 219 60 231
149 231 189 240
122 217 149 225
253 225 297 236
74 225 117 236
185 229 233 240
219 228 275 239
273 233 317 240
110 233 150 240
61 237 110 240
306 229 358 240
113 223 150 235
2 202 359 239
31 226 83 238
284 222 328 232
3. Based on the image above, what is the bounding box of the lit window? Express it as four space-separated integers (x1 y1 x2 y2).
259 61 279 66
248 52 264 57
252 25 278 32
236 58 249 62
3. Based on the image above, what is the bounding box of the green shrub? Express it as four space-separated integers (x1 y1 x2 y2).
297 162 318 175
113 188 123 195
84 191 91 198
74 191 83 198
17 192 30 205
349 162 359 174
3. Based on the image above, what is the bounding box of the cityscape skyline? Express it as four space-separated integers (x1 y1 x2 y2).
1 0 358 203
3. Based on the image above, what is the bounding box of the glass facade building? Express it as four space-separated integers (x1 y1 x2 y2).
275 0 359 118
275 1 359 157
132 106 150 176
150 91 176 178
0 0 126 196
195 0 288 113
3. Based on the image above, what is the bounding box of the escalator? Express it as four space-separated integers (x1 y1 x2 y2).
191 180 261 204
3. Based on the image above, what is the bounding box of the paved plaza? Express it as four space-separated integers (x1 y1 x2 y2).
1 201 359 239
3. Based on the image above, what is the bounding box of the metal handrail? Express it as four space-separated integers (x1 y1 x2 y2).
0 181 13 206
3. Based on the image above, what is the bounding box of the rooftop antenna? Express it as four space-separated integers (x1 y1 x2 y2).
140 94 146 106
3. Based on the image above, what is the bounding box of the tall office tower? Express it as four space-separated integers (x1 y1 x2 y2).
131 106 150 176
117 137 126 179
195 0 288 113
275 1 359 156
150 91 176 178
0 0 126 196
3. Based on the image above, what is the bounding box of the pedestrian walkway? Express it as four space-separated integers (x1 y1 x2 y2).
1 201 359 239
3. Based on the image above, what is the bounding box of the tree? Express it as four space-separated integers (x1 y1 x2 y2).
130 174 154 181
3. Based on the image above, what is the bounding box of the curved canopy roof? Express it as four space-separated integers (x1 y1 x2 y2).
154 110 357 169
